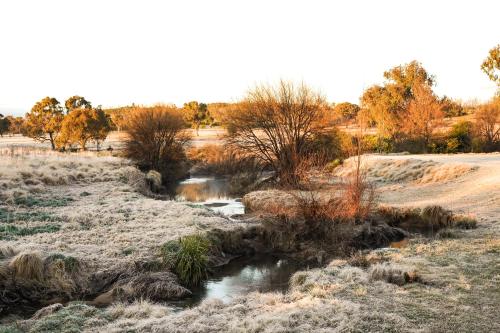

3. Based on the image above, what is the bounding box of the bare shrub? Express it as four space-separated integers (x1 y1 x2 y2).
124 105 190 185
226 80 329 186
474 100 500 152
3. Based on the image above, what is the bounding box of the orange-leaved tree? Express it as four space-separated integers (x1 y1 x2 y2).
25 97 64 150
57 106 111 150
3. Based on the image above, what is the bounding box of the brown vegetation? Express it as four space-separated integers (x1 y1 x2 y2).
474 99 500 151
124 105 190 185
225 80 330 186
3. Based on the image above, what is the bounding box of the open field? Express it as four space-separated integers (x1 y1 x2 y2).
0 129 227 151
1 146 498 332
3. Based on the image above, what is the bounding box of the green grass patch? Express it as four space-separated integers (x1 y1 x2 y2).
0 325 23 333
14 196 74 208
160 235 210 286
28 302 109 333
0 224 61 240
46 253 80 273
0 208 58 223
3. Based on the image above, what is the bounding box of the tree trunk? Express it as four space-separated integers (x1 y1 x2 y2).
49 132 56 150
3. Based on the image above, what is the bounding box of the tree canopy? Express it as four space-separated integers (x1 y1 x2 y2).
183 101 213 135
57 106 111 150
333 102 360 120
65 96 92 113
360 61 436 139
0 114 11 137
25 97 64 149
481 44 500 88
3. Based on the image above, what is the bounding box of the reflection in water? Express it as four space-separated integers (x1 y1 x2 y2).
168 255 304 309
175 177 244 216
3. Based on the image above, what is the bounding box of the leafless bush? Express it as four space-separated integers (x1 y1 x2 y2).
225 81 329 187
124 105 190 185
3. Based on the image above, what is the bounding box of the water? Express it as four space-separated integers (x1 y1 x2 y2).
174 176 245 216
172 176 305 309
167 254 304 309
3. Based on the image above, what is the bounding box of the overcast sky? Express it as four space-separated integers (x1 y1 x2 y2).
0 0 498 116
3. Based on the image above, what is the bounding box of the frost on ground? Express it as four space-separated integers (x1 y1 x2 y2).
0 148 249 315
2 152 500 332
0 148 241 270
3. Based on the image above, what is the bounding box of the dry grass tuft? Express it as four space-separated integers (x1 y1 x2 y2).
0 245 17 259
107 300 172 320
420 205 453 228
368 263 419 285
9 252 44 281
379 205 478 233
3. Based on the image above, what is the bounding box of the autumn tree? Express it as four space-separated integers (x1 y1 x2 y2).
124 105 190 184
0 114 10 137
57 106 111 150
474 99 500 151
6 116 25 135
207 102 233 125
225 81 328 186
333 102 360 121
65 96 92 113
360 61 434 139
402 84 444 152
481 44 500 90
183 101 212 135
25 97 64 149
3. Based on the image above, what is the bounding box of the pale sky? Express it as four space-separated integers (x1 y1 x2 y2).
0 0 498 116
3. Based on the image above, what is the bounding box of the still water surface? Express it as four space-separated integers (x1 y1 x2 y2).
174 176 245 216
171 176 305 308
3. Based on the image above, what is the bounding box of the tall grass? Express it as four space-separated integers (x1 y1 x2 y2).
160 235 211 286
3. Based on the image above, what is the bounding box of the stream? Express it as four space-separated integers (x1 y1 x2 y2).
174 176 245 216
172 176 304 308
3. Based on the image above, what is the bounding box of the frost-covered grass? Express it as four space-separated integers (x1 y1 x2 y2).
14 235 492 333
0 148 244 271
1 151 499 332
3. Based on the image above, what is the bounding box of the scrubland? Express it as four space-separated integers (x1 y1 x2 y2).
1 147 499 332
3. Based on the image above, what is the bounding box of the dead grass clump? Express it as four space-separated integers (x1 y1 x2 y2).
368 263 419 285
435 229 458 239
347 251 387 268
107 300 171 320
9 252 44 281
452 215 478 229
116 272 191 301
145 170 162 192
379 205 478 233
421 205 453 229
0 245 17 259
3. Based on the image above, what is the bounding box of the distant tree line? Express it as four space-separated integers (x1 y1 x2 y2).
1 44 498 159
